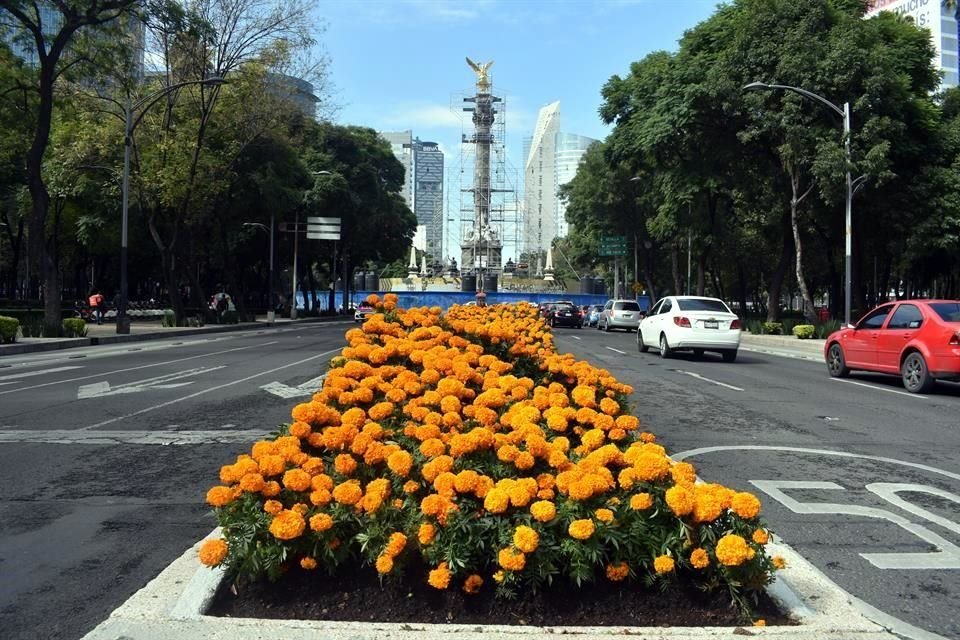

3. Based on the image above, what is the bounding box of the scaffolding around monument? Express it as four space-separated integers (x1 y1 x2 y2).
452 82 520 282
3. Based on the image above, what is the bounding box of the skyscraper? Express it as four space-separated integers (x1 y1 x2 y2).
412 138 444 263
866 0 959 88
380 130 414 209
523 102 596 254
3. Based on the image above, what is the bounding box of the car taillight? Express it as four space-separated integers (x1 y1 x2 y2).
730 319 741 330
674 316 691 328
950 332 960 346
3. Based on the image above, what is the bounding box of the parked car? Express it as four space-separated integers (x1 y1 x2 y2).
824 299 960 393
587 304 604 327
598 299 643 332
354 301 375 323
637 296 741 361
548 302 583 328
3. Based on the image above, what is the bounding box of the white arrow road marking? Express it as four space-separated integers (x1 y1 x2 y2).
676 370 744 391
0 366 83 382
605 346 626 354
831 377 928 400
261 374 328 399
0 429 270 445
77 366 224 399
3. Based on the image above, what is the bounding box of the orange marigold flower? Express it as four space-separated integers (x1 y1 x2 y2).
376 554 394 574
670 462 697 486
239 473 265 493
258 454 286 477
715 534 756 567
268 510 306 541
753 619 766 627
282 468 312 492
639 431 657 443
665 485 695 517
206 486 235 508
492 570 506 583
513 525 539 553
428 562 452 590
530 500 556 522
463 574 484 594
614 414 639 431
418 523 436 545
264 499 283 515
309 513 334 532
368 401 395 421
332 480 363 505
334 454 357 476
630 493 654 510
290 421 312 439
568 519 595 540
483 488 510 514
262 480 282 497
594 508 614 523
654 555 675 574
386 450 413 477
198 538 228 566
403 480 421 494
605 562 629 581
300 556 317 570
772 556 787 570
731 492 762 519
498 547 526 571
631 450 671 482
752 529 769 545
599 397 619 415
385 532 407 558
690 548 710 569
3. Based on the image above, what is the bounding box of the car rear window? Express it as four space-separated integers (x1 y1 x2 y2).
929 302 960 323
613 302 640 311
677 299 731 313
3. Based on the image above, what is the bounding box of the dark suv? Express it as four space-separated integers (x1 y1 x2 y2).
548 302 583 328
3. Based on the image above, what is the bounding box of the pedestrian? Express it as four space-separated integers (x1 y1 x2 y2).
88 290 105 324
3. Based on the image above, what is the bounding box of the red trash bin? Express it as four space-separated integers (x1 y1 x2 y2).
817 307 830 322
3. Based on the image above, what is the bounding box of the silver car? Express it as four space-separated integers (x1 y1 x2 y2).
598 299 643 331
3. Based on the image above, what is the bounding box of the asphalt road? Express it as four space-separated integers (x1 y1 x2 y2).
2 320 958 640
554 325 960 640
0 322 353 640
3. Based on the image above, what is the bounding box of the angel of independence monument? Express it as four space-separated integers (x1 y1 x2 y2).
460 58 504 292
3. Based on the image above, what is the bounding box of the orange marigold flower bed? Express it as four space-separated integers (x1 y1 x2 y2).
203 300 778 617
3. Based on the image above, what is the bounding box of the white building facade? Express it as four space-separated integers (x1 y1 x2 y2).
866 0 959 88
522 102 596 254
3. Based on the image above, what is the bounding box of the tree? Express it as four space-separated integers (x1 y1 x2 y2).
1 0 138 332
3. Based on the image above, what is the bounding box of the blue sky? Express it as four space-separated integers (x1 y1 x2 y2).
310 0 720 255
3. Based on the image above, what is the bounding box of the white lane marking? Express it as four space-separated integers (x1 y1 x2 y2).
0 429 270 445
572 336 581 340
832 377 928 400
81 348 341 430
0 366 83 382
0 342 278 396
866 483 960 537
261 373 328 399
751 480 960 570
76 366 225 399
671 445 960 483
676 369 744 391
605 346 627 355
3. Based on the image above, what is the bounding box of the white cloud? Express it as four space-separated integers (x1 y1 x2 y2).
345 0 497 25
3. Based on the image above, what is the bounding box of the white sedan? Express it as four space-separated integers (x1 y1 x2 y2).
637 296 742 362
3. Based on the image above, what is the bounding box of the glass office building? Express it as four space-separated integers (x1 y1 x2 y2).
866 0 959 88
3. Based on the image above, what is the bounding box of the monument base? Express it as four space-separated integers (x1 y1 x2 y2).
460 241 503 276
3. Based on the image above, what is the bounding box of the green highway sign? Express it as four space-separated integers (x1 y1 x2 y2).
599 234 629 256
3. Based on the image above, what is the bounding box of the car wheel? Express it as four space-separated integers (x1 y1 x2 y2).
826 343 850 378
659 334 671 358
637 329 648 353
902 352 934 394
721 349 737 363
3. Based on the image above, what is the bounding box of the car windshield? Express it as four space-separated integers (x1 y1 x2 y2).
613 301 640 311
677 298 731 313
929 302 960 323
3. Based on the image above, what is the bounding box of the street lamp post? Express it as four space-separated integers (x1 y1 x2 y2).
118 77 225 334
743 81 853 327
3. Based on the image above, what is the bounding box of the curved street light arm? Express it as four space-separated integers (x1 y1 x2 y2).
744 81 844 118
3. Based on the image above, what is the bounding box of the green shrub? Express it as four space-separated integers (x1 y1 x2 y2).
761 321 782 335
0 315 20 343
162 309 176 327
62 318 87 338
815 319 842 339
792 324 815 339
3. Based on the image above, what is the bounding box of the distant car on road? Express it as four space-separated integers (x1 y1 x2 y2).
548 302 583 328
354 301 375 323
825 299 960 393
598 299 643 332
637 296 741 361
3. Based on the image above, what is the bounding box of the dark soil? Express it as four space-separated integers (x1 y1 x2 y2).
208 562 792 628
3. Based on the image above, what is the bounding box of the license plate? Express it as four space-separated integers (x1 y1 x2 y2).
704 321 719 329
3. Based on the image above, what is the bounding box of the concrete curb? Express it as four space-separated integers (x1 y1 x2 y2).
0 316 347 358
740 334 826 352
81 529 896 640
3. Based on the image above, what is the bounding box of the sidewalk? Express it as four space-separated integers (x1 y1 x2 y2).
0 314 350 358
739 332 826 362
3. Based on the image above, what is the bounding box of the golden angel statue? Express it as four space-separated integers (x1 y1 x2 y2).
466 57 493 90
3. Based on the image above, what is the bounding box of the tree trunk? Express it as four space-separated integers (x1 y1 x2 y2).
696 247 708 296
767 209 794 322
789 175 817 324
736 260 748 319
671 241 681 295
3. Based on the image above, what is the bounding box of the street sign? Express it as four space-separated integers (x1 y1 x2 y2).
307 216 341 240
599 235 629 257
